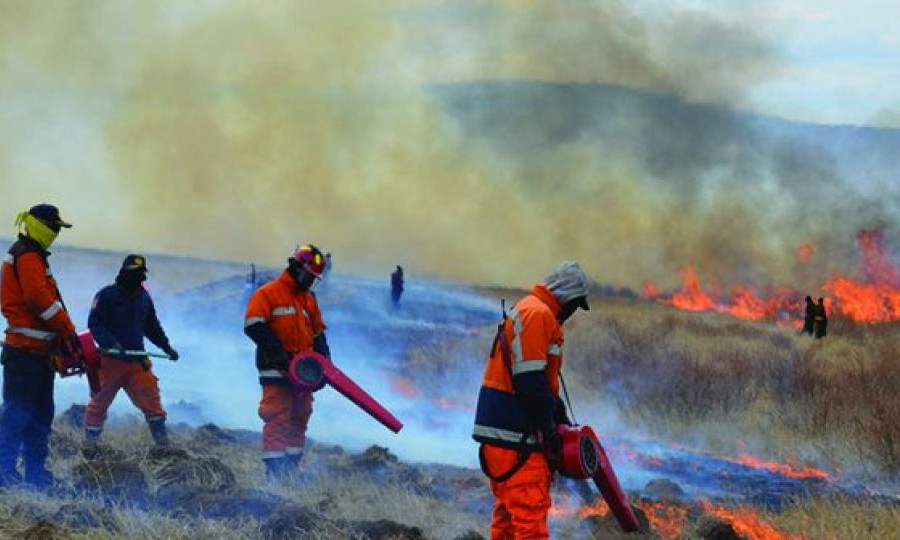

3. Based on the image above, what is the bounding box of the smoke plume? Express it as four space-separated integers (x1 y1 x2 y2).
1 0 898 291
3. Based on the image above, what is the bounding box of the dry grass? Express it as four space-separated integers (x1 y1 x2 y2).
764 495 900 540
553 298 900 478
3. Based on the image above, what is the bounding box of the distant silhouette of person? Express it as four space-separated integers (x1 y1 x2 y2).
800 296 815 336
390 265 404 308
814 297 828 339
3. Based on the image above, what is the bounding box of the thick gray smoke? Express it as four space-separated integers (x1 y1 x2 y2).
1 0 898 292
45 246 497 466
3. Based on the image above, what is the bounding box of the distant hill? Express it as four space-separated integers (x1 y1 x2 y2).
432 81 900 194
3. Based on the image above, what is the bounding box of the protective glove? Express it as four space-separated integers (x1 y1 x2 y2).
263 349 292 370
163 345 179 361
541 426 563 471
62 333 85 357
554 396 572 426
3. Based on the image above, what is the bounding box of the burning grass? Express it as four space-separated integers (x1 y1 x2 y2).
554 298 900 477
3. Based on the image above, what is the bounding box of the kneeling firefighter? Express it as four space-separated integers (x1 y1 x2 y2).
0 205 81 488
244 245 330 479
83 255 179 447
473 261 591 539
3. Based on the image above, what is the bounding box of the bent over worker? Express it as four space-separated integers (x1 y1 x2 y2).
472 260 591 539
244 244 330 480
0 204 81 488
83 255 179 447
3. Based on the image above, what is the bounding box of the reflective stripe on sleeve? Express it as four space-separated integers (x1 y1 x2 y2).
511 360 548 375
472 424 538 445
244 316 265 328
548 344 561 355
2 254 13 264
258 369 286 378
39 301 63 321
272 306 297 317
5 326 56 340
510 309 525 364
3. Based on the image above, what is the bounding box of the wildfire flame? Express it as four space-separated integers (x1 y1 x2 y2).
636 500 688 539
390 375 473 412
551 495 798 540
796 243 814 263
644 229 900 324
725 453 831 481
700 501 803 540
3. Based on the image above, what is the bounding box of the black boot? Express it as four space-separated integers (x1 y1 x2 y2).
148 419 169 446
0 468 22 489
286 450 304 469
263 457 292 481
23 467 52 490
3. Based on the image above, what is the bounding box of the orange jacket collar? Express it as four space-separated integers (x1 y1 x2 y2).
530 283 561 316
278 269 301 292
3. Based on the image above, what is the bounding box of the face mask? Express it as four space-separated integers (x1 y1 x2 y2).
288 260 319 291
15 212 58 250
117 270 146 290
557 300 580 324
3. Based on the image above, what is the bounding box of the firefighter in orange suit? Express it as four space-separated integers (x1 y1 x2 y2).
473 261 591 539
244 245 330 479
0 204 81 488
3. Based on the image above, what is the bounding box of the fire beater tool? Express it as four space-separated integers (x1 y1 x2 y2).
286 351 403 433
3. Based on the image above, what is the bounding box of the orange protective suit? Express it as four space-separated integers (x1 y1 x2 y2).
1 245 76 353
258 385 313 457
473 284 567 540
83 355 164 430
245 270 325 458
484 445 552 539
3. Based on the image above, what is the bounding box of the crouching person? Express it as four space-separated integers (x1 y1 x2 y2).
83 255 179 449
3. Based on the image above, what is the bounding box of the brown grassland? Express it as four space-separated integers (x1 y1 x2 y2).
0 294 897 538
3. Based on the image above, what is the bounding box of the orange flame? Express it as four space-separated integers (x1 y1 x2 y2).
700 501 803 540
726 453 831 481
667 268 717 312
645 229 900 324
796 243 814 263
390 375 422 398
636 500 688 539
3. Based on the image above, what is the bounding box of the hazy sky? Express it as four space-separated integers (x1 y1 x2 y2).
1 0 897 289
653 0 900 127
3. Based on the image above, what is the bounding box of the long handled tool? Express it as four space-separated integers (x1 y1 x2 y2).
96 348 175 360
557 424 640 532
287 351 403 433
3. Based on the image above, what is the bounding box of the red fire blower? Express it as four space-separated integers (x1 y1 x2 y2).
556 424 640 532
50 330 101 394
287 351 403 433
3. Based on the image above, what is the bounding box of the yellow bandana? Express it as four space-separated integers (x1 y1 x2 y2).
14 211 58 250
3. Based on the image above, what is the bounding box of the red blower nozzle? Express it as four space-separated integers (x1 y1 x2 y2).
288 351 403 433
557 424 640 532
